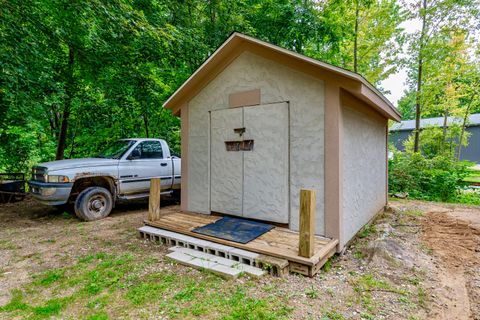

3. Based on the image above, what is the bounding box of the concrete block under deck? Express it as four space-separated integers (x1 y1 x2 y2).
140 209 338 277
165 246 265 278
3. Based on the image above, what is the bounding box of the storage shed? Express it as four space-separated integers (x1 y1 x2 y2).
390 113 480 163
163 33 401 251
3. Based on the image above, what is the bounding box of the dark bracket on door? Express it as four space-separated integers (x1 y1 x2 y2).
233 127 246 136
225 140 254 151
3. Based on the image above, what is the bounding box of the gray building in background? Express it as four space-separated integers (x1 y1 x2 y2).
389 113 480 164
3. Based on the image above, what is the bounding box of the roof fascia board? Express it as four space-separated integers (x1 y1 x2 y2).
245 43 360 91
359 84 401 121
165 32 401 121
238 33 399 118
341 89 388 123
239 33 363 85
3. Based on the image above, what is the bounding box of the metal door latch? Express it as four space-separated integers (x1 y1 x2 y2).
233 127 246 136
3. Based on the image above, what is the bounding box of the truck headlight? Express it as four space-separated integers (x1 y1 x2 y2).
41 188 56 196
46 175 70 183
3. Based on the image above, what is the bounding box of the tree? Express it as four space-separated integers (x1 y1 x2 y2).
405 0 479 152
5 0 470 174
307 0 405 86
397 90 417 120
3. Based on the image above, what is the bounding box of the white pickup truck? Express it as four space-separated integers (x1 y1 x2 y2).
28 138 181 221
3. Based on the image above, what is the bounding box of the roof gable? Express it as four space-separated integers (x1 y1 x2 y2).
163 32 401 121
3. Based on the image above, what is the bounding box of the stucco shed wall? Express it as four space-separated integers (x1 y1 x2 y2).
186 51 326 235
341 105 387 248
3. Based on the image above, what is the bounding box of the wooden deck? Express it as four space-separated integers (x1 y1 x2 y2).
144 207 338 276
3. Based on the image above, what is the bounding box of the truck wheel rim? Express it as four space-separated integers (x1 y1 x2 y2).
88 194 107 216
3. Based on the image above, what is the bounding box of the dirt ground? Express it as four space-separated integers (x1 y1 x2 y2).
409 201 480 320
0 197 479 319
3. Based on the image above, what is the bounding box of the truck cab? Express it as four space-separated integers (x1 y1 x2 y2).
29 138 181 221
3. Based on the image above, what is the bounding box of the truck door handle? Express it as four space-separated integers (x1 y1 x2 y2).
160 163 167 166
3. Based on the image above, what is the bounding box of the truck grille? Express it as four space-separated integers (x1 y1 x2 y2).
32 166 47 182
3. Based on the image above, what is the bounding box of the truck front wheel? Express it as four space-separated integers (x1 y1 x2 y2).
74 187 113 221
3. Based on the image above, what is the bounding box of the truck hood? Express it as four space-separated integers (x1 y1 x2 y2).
37 158 119 171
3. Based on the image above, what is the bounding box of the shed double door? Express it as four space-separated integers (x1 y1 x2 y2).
210 102 289 223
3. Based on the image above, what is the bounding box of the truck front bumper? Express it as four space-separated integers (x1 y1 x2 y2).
28 181 73 205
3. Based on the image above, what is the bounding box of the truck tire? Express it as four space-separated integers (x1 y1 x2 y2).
172 189 181 201
74 187 113 221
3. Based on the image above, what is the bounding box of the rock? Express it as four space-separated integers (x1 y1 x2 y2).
393 192 409 199
376 223 394 238
365 238 415 269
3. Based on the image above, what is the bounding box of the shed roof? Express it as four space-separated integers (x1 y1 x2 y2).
390 113 480 131
163 32 401 121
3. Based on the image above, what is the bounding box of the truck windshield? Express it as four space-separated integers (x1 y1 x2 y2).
96 140 136 159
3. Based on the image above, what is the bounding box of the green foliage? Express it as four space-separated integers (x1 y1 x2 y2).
397 90 417 120
306 0 406 86
126 273 176 305
305 286 319 299
358 224 377 238
0 251 290 319
454 189 480 206
321 310 346 320
0 289 29 312
34 269 65 286
389 150 471 202
0 0 406 173
403 124 469 159
399 0 479 152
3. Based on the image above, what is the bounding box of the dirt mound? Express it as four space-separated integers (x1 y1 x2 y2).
423 212 479 264
421 208 480 320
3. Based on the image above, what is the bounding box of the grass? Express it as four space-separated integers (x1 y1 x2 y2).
350 274 408 312
463 169 480 183
417 287 427 308
34 269 65 286
321 310 346 320
404 209 424 217
0 239 17 250
0 251 290 319
349 271 428 316
358 224 377 239
353 274 406 295
454 188 480 206
305 286 319 299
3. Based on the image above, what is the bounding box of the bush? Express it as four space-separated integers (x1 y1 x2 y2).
389 151 472 202
402 124 469 159
455 188 480 206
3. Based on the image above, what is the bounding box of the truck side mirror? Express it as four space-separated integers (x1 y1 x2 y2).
128 149 141 160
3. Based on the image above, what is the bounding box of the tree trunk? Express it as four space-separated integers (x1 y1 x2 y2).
413 0 427 153
441 109 448 152
56 105 70 160
69 117 79 158
208 0 217 47
55 45 75 160
353 2 359 73
143 113 149 138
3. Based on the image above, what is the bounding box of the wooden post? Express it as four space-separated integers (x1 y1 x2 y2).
148 178 161 221
299 189 316 258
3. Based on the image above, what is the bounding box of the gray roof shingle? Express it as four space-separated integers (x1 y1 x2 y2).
390 113 480 131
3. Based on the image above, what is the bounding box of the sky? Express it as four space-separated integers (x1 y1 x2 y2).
380 11 422 107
